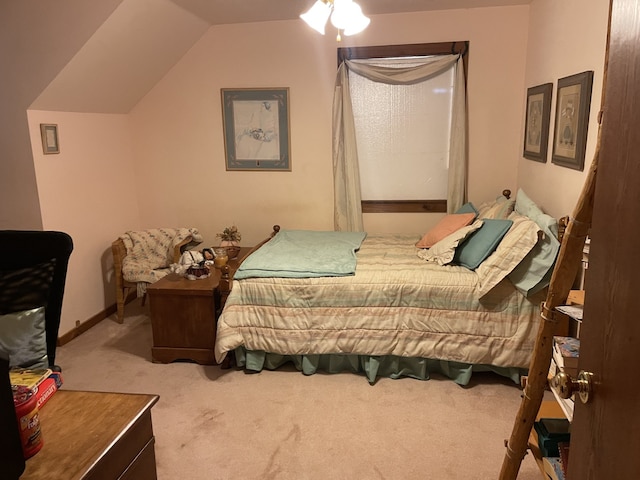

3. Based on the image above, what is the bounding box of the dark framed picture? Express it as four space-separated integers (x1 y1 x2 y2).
551 71 594 171
523 83 553 162
40 123 59 154
221 88 291 171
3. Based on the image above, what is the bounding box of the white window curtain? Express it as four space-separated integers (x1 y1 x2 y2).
332 54 467 231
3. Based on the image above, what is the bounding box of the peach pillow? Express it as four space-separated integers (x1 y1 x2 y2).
417 220 484 265
416 213 477 249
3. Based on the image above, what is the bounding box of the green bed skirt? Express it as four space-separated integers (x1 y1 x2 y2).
234 348 526 386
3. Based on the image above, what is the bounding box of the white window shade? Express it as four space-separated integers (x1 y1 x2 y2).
348 58 454 201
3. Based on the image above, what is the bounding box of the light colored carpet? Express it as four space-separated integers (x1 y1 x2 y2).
56 303 543 479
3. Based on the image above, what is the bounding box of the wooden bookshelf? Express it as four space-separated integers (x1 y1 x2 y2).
528 399 566 476
527 290 583 478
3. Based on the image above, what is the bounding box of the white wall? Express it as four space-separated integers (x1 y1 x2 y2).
130 6 530 246
27 3 611 336
518 0 610 219
0 1 123 230
28 110 140 334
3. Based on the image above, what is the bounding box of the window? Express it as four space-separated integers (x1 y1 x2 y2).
337 42 468 213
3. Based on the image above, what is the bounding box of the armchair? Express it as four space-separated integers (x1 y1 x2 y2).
112 228 202 323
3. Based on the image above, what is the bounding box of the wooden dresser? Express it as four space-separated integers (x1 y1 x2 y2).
22 390 159 480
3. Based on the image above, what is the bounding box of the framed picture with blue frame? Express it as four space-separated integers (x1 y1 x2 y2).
221 88 291 171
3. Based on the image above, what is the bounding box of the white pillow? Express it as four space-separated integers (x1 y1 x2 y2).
476 194 515 220
417 220 483 265
476 213 541 297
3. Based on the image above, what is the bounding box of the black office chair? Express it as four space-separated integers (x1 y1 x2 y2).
0 230 73 478
0 230 73 369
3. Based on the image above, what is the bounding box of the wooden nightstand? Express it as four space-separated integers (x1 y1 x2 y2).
146 247 251 365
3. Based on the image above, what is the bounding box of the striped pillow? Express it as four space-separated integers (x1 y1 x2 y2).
477 195 515 220
475 213 541 297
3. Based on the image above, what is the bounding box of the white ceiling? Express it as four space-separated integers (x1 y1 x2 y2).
170 0 531 25
30 0 531 114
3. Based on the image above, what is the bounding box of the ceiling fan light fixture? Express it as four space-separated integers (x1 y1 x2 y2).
329 0 354 30
343 4 370 36
301 0 370 39
299 0 332 35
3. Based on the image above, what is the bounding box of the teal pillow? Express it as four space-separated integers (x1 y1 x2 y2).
455 202 478 217
509 189 561 296
0 307 48 369
514 188 558 237
453 219 513 270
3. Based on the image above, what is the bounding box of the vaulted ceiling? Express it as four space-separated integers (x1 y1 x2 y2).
171 0 531 25
28 0 530 114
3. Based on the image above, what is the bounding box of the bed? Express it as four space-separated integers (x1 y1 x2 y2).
215 189 564 385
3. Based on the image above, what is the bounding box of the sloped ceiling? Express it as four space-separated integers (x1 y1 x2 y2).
30 0 530 114
173 0 531 24
30 0 210 114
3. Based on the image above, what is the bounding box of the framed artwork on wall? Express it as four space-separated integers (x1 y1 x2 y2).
221 88 291 171
551 71 594 171
40 124 59 154
523 83 553 162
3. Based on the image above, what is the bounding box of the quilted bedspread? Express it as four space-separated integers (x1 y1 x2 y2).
215 233 543 367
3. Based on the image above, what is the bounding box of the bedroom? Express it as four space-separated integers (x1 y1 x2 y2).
0 0 620 478
1 0 608 340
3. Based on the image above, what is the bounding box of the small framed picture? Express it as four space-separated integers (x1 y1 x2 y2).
221 88 291 171
40 124 60 154
552 71 594 171
523 83 552 163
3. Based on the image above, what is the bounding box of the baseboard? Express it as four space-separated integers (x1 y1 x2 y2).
57 292 137 346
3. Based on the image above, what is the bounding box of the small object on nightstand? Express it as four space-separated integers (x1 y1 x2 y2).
213 247 229 269
225 245 241 260
185 264 210 280
217 225 241 260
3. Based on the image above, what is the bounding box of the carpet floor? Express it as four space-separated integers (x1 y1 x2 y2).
55 303 544 480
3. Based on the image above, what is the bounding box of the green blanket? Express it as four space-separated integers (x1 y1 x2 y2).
234 230 367 279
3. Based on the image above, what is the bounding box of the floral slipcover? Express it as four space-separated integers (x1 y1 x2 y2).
121 228 202 296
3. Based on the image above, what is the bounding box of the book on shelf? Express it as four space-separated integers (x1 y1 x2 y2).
543 456 565 480
556 291 584 338
552 336 580 377
533 417 571 457
555 304 583 322
558 442 570 477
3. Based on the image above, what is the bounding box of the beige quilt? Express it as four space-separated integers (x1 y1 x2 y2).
215 233 543 367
